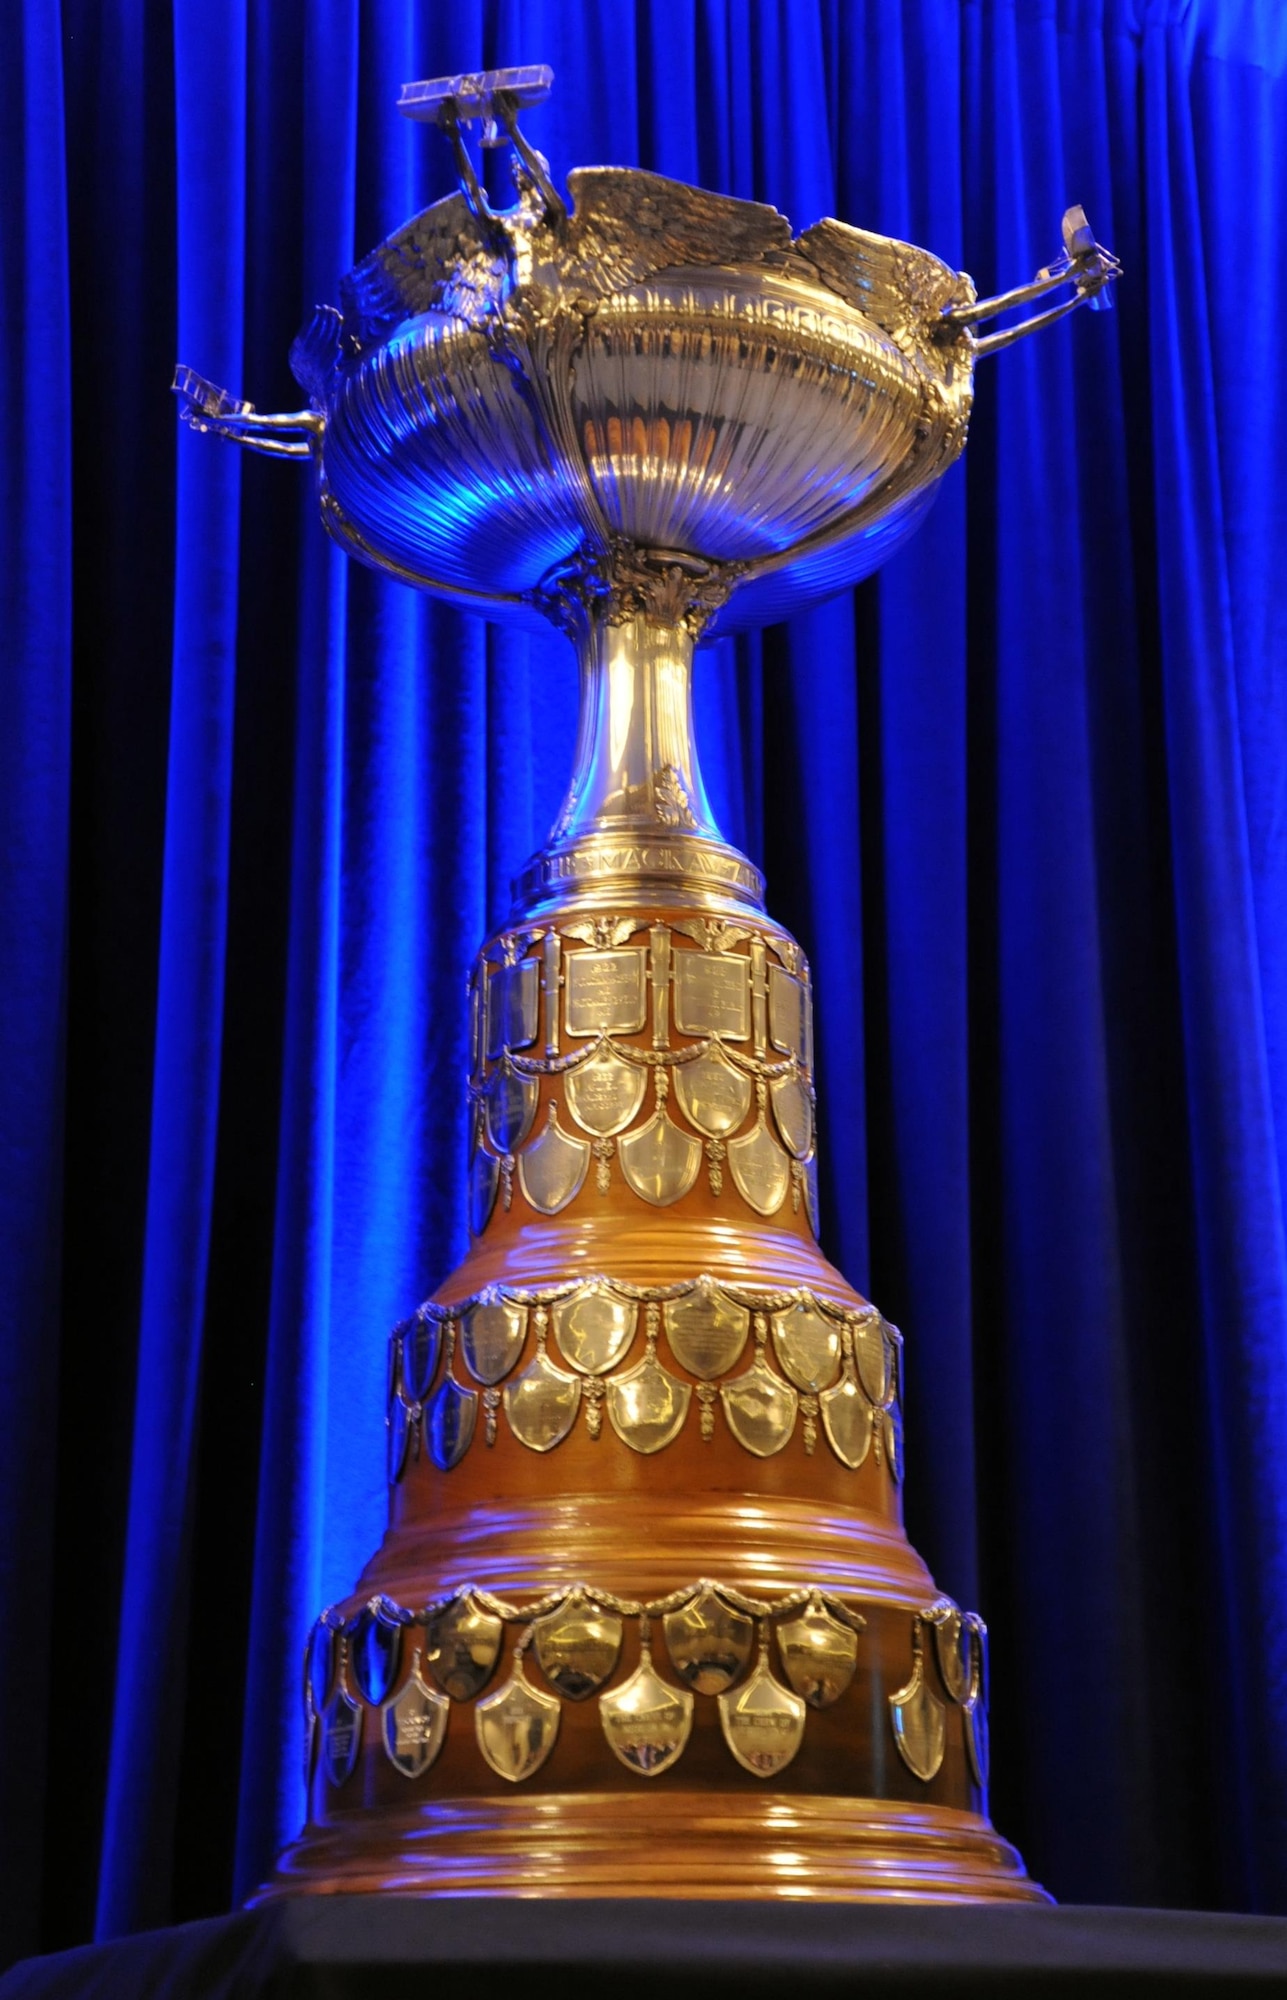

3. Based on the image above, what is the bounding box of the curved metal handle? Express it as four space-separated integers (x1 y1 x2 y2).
171 365 323 459
942 207 1121 358
397 65 566 232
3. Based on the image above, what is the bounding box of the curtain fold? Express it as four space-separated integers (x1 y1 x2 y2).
3 0 1286 1957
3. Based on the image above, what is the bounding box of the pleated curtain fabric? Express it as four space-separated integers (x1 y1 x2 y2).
2 0 1286 1964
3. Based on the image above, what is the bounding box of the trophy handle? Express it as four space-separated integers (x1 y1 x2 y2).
171 365 323 459
397 66 566 233
941 206 1120 357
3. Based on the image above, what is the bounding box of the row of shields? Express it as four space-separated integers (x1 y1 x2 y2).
386 1278 904 1478
305 1582 987 1793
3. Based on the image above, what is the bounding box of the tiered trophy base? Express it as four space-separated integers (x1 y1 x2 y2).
260 1793 1045 1902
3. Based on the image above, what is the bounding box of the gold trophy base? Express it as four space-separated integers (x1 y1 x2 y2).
259 1793 1047 1903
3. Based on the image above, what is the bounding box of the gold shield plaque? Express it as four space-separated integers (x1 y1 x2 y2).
718 1652 807 1777
534 1599 624 1699
777 1597 861 1708
769 1073 813 1158
468 1148 499 1236
606 1352 691 1454
552 1285 636 1375
931 1602 969 1702
720 1353 798 1457
460 1299 527 1385
322 1688 363 1788
673 1044 753 1138
854 1313 892 1405
486 957 539 1058
617 1108 702 1205
768 964 811 1066
387 1396 412 1486
504 1346 582 1452
425 1376 477 1471
664 1283 750 1379
672 950 750 1040
819 1370 871 1469
564 1043 647 1136
663 1586 753 1695
600 1650 694 1775
475 1656 561 1783
517 1107 590 1214
484 1057 540 1154
424 1592 503 1702
564 947 648 1037
771 1299 841 1393
382 1656 449 1778
890 1625 947 1782
727 1117 790 1215
884 1402 904 1484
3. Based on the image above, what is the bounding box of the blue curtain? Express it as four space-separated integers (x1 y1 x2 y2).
3 0 1286 1963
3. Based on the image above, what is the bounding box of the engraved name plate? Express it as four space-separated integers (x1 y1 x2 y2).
486 959 539 1058
768 964 811 1066
565 948 648 1037
673 951 750 1040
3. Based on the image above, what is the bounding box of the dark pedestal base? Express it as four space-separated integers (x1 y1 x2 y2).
4 1898 1287 1998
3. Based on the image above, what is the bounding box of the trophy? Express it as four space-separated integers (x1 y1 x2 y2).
176 66 1118 1901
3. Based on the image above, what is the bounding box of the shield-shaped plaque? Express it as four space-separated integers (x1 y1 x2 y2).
890 1629 947 1782
485 957 539 1057
664 1283 749 1379
469 1149 499 1236
424 1591 504 1701
504 1346 582 1452
403 1315 441 1403
350 1598 406 1707
387 1395 412 1485
720 1353 798 1457
322 1687 362 1788
564 1043 646 1136
484 1057 539 1154
426 1376 477 1471
768 964 811 1066
804 1156 820 1236
964 1687 989 1789
672 950 750 1040
673 1043 753 1138
382 1656 448 1779
306 1619 336 1716
618 1109 702 1206
854 1313 892 1405
931 1603 970 1703
600 1652 694 1775
820 1369 871 1469
553 1285 636 1375
884 1402 904 1484
517 1109 590 1214
663 1586 754 1695
777 1598 860 1708
475 1656 561 1783
718 1653 807 1777
771 1300 841 1393
460 1299 527 1385
769 1073 813 1158
727 1118 790 1215
534 1599 623 1699
606 1352 691 1454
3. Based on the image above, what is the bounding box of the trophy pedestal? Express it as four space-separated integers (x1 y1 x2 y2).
263 1795 1042 1903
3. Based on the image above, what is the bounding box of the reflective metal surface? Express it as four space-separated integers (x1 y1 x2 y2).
534 1598 624 1699
663 1586 753 1696
890 1619 947 1783
475 1653 561 1783
718 1641 807 1778
424 1592 504 1702
777 1595 862 1709
382 1654 449 1778
600 1639 693 1776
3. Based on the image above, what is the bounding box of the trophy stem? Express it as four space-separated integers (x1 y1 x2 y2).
512 604 764 921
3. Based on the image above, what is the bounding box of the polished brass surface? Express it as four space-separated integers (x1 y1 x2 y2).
169 62 1111 1905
